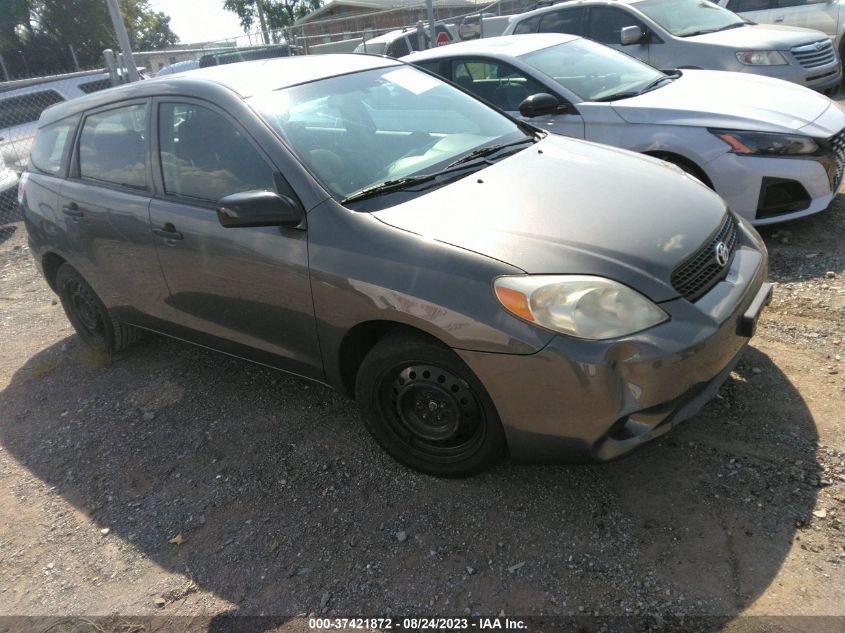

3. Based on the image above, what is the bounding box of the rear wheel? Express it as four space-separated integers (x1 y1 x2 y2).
55 263 141 356
355 330 506 476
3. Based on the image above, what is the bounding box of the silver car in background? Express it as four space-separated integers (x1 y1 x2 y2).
407 34 845 224
503 0 842 93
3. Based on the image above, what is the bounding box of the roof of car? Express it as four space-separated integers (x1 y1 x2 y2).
38 54 400 127
406 33 579 61
510 0 645 21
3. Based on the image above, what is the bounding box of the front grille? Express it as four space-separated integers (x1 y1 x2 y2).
791 40 836 69
829 127 845 191
671 214 738 302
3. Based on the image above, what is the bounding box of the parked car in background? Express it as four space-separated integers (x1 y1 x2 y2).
716 0 845 60
408 33 845 224
503 0 841 93
354 24 456 56
459 12 497 39
21 55 770 475
0 71 114 171
0 150 19 222
155 59 201 76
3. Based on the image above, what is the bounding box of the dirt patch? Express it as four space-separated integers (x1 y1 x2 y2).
0 197 843 624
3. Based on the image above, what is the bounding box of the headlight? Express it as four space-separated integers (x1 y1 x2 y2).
735 51 788 65
709 128 818 155
493 275 668 340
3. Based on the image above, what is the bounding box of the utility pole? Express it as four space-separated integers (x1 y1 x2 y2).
426 0 435 49
256 0 270 45
104 0 141 82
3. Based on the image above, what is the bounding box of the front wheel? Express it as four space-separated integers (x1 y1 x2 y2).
55 263 141 356
355 330 506 476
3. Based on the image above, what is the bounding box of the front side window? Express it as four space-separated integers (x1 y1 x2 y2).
538 8 588 35
249 65 524 200
158 103 275 202
387 36 411 57
30 117 77 175
78 103 147 189
0 90 65 129
449 59 548 110
589 7 648 44
521 39 665 101
636 0 746 36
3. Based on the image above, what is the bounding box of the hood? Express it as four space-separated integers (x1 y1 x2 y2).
688 23 828 48
610 69 838 134
373 135 728 302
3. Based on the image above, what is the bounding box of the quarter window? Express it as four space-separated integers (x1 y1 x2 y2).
78 103 148 190
29 118 77 176
0 90 65 129
158 103 275 202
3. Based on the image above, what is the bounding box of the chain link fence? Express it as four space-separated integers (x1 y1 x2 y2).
0 67 119 230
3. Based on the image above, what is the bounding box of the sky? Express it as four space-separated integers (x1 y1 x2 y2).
148 0 247 44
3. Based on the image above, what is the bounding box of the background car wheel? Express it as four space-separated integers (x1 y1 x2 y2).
55 263 141 356
656 154 713 189
355 329 506 476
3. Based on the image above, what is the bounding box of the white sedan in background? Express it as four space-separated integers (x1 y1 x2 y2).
406 34 845 224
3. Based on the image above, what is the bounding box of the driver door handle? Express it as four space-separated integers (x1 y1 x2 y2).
62 202 84 218
153 223 184 241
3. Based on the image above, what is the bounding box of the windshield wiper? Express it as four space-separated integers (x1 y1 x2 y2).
341 136 537 204
679 23 744 37
446 136 535 168
341 175 440 204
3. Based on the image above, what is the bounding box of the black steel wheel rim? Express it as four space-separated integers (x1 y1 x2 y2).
65 279 106 342
378 363 486 460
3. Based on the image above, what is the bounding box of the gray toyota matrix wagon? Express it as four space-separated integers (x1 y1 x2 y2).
21 55 771 476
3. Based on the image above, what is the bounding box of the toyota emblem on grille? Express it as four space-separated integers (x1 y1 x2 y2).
714 241 730 267
815 41 825 50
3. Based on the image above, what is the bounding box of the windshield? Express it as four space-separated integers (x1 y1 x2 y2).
250 65 525 200
521 39 666 102
636 0 746 37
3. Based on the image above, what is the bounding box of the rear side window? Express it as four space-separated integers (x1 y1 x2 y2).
513 15 542 34
29 118 77 175
0 90 65 128
538 8 588 35
78 103 148 190
727 0 771 9
158 102 275 202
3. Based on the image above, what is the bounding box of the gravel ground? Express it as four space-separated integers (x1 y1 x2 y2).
0 192 843 630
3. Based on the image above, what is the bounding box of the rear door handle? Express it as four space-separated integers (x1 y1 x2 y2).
774 15 784 22
62 202 84 218
153 224 183 241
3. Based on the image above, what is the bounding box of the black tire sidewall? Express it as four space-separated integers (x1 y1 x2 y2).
55 264 116 355
356 333 506 476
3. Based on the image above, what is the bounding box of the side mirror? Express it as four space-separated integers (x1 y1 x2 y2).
216 190 304 228
620 25 644 45
518 93 563 118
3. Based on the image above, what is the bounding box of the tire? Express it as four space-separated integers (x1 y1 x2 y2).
55 263 141 356
355 329 506 476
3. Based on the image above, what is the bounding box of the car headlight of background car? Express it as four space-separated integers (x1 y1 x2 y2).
735 51 788 66
494 275 668 340
709 129 819 155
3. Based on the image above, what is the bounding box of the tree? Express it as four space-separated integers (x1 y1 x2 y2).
0 0 179 78
223 0 323 34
